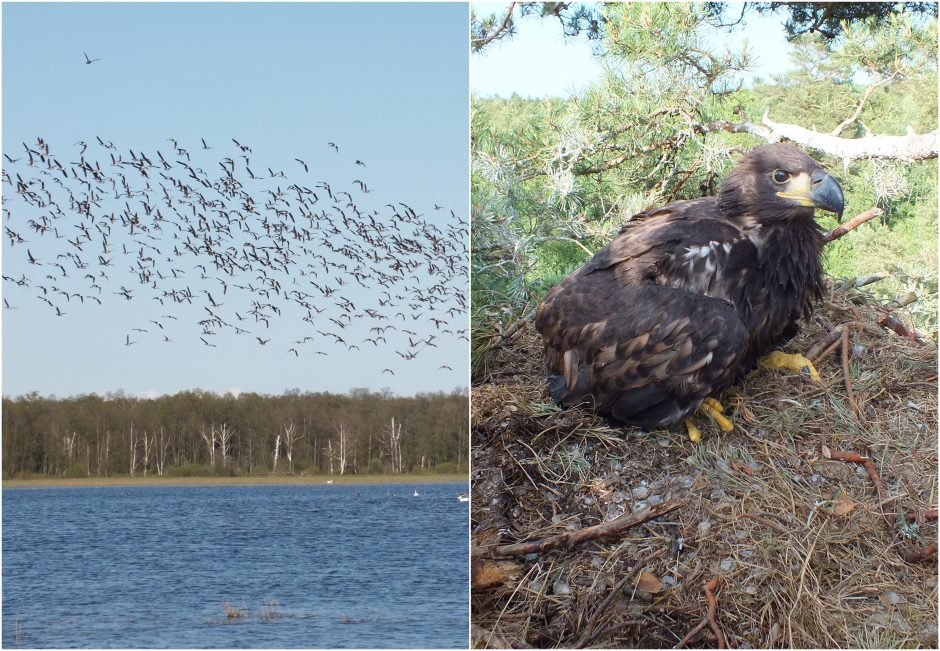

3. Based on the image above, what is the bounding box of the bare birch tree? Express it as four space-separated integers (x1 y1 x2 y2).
128 424 138 477
217 423 234 467
324 423 355 475
272 433 281 475
383 417 403 473
155 426 170 476
64 431 78 465
142 429 152 477
282 421 304 474
200 424 217 468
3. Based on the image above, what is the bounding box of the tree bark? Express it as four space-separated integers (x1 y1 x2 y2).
709 111 938 162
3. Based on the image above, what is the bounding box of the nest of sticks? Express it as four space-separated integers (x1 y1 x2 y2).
471 281 938 649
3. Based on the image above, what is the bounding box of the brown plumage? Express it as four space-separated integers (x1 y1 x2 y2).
534 143 845 429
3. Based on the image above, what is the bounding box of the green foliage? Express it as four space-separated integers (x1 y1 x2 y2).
750 1 938 41
470 2 603 52
430 461 463 474
366 458 386 474
63 462 87 478
2 388 469 479
211 465 237 478
166 463 210 477
470 1 938 52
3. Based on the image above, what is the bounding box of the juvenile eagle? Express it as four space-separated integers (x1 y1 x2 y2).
534 143 845 441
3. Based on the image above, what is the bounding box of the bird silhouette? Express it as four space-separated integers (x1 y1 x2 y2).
1 135 468 367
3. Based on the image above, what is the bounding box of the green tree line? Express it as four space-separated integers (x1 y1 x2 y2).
2 388 468 479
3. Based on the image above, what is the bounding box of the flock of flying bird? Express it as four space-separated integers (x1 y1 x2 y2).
2 134 468 375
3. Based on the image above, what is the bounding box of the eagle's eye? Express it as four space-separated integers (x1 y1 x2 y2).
771 169 790 184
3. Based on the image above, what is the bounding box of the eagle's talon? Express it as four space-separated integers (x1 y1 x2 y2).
761 351 821 382
700 398 733 432
703 396 725 414
685 418 702 443
685 398 733 443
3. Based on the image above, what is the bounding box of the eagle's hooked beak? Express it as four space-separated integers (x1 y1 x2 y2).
809 169 845 220
777 169 845 220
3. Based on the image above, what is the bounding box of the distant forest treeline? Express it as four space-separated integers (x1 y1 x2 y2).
2 389 468 479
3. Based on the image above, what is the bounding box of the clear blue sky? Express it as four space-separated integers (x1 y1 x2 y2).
471 2 796 97
2 2 469 399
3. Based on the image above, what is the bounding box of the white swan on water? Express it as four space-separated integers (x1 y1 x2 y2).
413 489 420 497
457 494 470 503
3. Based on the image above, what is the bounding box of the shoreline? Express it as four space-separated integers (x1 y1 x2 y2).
2 473 468 489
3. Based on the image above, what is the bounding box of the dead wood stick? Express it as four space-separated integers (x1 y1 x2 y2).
841 326 860 421
580 548 666 645
878 313 926 345
492 318 526 346
837 273 889 290
825 450 938 562
806 321 865 364
806 324 846 364
823 449 893 530
905 509 939 522
674 617 709 649
901 541 938 563
677 578 726 649
824 207 882 243
703 577 727 649
813 337 844 367
471 500 685 559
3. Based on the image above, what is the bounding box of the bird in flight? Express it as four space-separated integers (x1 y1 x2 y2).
83 52 100 65
1 134 468 369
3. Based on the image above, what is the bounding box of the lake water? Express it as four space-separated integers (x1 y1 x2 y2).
2 482 469 648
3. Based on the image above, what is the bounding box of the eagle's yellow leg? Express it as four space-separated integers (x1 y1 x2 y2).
684 418 703 443
760 351 821 381
685 397 733 443
700 398 734 432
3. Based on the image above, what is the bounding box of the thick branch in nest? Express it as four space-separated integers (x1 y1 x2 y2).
879 314 927 345
471 499 685 559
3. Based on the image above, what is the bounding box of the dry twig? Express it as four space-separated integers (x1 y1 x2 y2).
840 325 860 421
824 449 938 564
901 541 938 564
878 313 927 345
823 448 893 529
580 548 667 646
823 207 883 243
471 500 685 559
676 577 726 649
703 577 726 649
